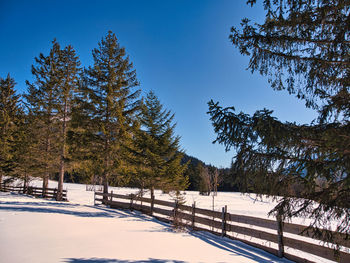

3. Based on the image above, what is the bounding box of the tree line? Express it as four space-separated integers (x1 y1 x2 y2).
0 31 189 201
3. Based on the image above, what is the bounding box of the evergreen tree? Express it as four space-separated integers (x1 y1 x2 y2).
83 31 141 201
11 111 38 192
183 156 203 191
198 163 210 195
208 0 349 244
130 91 188 200
26 40 81 200
55 45 81 200
25 40 62 196
217 166 240 192
0 74 21 187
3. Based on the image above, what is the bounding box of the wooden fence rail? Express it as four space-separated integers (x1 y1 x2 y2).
94 191 350 263
0 183 67 201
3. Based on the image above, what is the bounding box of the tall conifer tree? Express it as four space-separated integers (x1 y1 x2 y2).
26 41 81 200
11 110 38 192
83 31 141 200
0 74 21 187
130 91 188 199
25 40 62 196
55 45 81 200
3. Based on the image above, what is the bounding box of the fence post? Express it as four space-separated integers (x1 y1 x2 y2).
110 190 113 206
221 205 227 237
150 195 155 215
277 212 284 258
192 202 196 230
129 194 133 210
173 200 179 221
94 190 96 206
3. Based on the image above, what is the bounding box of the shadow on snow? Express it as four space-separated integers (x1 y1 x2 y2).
63 258 186 263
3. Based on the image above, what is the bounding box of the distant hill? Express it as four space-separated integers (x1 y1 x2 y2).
181 153 205 167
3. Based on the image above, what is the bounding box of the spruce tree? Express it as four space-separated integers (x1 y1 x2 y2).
26 41 80 200
25 40 62 196
0 74 21 187
11 110 38 192
208 0 349 244
55 45 81 200
83 31 141 201
130 91 188 200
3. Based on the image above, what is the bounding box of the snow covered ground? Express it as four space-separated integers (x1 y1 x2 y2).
0 180 345 262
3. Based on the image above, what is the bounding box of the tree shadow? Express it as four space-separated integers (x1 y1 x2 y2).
63 258 186 263
0 198 172 233
0 200 80 208
0 205 115 218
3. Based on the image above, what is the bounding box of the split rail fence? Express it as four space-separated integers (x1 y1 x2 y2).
0 183 68 201
95 191 350 263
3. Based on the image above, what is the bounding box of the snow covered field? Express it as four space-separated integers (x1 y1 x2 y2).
0 180 344 263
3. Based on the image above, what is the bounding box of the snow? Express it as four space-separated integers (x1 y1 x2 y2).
0 180 346 262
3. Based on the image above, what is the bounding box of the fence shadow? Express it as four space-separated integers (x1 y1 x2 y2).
189 231 290 263
90 205 174 232
63 258 186 263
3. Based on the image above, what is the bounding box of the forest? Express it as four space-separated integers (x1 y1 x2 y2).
0 31 241 202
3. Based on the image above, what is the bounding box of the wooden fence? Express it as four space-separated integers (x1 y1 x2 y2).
0 183 68 201
95 191 350 263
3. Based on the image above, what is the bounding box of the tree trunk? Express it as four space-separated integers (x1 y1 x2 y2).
57 101 68 201
57 160 64 201
150 186 155 215
23 174 28 194
42 173 49 197
102 132 110 204
43 130 51 197
0 172 3 190
151 186 155 200
102 172 109 204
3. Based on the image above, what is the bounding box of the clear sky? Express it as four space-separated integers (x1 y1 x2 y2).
0 0 317 168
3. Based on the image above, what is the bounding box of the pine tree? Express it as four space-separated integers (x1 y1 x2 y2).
55 45 81 200
25 40 81 200
198 163 210 195
83 31 141 201
25 40 62 196
0 74 21 187
208 0 349 244
130 91 188 200
11 111 38 192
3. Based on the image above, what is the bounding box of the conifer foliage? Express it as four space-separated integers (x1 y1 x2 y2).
208 0 350 243
0 75 21 188
131 91 188 199
25 40 81 200
55 45 81 200
83 31 141 200
1 31 189 206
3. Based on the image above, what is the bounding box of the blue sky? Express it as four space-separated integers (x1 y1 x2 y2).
0 0 317 168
